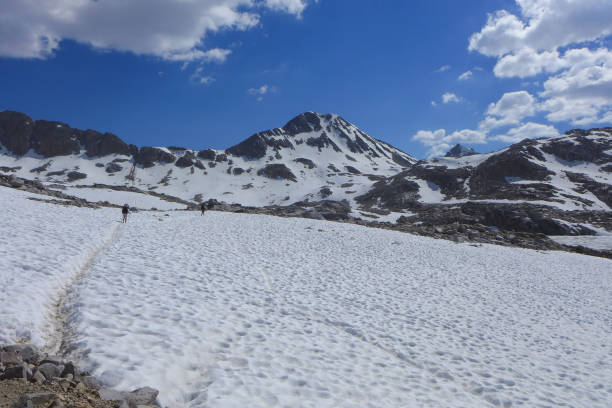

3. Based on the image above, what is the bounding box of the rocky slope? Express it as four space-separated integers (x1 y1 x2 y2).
0 110 610 247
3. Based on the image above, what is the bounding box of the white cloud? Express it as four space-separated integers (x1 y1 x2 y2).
493 48 566 78
431 101 437 107
191 67 215 85
442 93 461 104
165 48 232 63
435 65 451 72
264 0 308 16
468 0 612 57
469 1 612 127
0 0 308 61
248 85 269 95
458 70 473 80
492 122 559 142
480 91 536 131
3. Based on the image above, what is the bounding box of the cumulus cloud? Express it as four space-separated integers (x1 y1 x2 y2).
435 65 451 72
458 70 473 80
492 122 559 142
442 93 461 104
468 0 612 57
414 0 611 158
0 0 309 61
467 0 612 128
479 91 536 131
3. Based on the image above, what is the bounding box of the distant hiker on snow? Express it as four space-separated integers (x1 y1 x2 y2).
122 204 129 223
200 202 206 216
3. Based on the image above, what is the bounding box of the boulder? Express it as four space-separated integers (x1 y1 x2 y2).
38 362 61 380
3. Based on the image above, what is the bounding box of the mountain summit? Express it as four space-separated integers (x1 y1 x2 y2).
445 144 477 158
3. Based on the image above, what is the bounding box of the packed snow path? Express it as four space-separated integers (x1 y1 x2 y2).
69 212 611 407
1 186 611 407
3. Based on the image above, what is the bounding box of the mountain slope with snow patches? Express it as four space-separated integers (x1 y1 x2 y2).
0 111 415 208
1 186 611 407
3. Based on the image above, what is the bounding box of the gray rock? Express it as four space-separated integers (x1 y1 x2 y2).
17 392 57 408
0 350 22 365
60 361 76 378
79 375 103 390
38 362 61 380
32 369 46 384
124 387 160 407
1 363 30 380
8 174 24 188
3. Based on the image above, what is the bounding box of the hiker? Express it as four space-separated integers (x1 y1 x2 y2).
122 204 129 223
200 202 206 216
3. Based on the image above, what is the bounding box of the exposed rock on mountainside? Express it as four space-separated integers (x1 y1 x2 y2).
445 143 477 157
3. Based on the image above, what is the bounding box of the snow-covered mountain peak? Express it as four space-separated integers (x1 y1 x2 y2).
445 143 477 158
226 111 416 168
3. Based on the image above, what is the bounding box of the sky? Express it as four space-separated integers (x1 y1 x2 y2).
0 0 611 159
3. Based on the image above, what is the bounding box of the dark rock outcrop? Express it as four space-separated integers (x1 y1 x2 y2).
105 163 123 173
294 158 316 169
306 133 342 152
226 134 268 159
470 140 553 196
77 130 130 158
282 112 322 135
135 147 176 168
67 171 87 181
356 171 420 210
175 151 196 168
541 129 612 164
0 111 33 156
31 121 80 157
445 144 477 157
197 148 216 161
257 164 297 182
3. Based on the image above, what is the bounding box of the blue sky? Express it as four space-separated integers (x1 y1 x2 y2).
1 0 610 158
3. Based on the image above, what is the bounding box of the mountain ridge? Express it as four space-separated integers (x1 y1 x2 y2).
0 110 610 248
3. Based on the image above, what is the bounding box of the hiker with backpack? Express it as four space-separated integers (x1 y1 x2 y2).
200 202 206 216
122 204 129 223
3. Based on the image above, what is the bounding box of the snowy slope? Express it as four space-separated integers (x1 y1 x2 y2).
0 186 117 345
1 186 611 407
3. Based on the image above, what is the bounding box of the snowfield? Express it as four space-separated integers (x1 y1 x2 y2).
1 186 611 407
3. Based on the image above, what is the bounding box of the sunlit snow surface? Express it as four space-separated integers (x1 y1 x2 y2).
1 186 611 407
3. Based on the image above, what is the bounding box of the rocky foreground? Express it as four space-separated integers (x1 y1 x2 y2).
0 344 160 408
